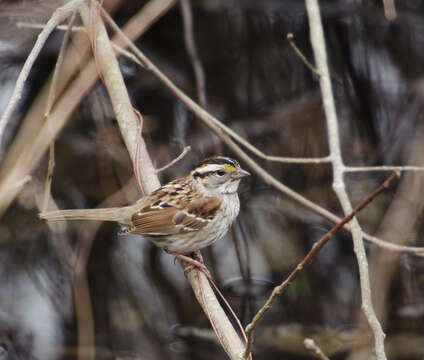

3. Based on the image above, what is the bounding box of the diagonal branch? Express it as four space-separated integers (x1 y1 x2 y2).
243 172 399 357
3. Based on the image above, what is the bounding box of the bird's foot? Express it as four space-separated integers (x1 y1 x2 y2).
166 250 213 281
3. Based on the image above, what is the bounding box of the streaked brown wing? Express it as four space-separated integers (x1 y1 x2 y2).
129 197 221 236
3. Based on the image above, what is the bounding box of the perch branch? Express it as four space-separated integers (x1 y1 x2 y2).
80 3 245 359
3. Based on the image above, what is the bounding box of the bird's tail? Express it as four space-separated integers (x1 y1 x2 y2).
39 207 128 223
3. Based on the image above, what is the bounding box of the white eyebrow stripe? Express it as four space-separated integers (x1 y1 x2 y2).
197 164 229 173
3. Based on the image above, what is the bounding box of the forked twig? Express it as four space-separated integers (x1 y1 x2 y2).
17 21 145 66
287 33 320 76
304 338 330 360
243 172 400 358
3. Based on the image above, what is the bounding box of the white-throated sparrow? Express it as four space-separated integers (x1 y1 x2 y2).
40 156 249 253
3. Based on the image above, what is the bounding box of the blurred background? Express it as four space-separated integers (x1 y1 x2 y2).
0 0 424 359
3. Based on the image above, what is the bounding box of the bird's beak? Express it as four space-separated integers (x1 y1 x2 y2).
233 168 250 179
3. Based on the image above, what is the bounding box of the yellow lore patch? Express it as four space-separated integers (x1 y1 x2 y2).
223 164 236 171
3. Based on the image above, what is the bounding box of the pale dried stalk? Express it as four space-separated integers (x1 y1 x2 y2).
305 0 386 359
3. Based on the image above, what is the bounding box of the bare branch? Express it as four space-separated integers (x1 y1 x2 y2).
382 0 397 21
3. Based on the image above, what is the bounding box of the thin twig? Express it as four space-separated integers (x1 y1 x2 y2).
243 172 399 358
180 0 207 107
304 338 330 360
16 21 85 32
287 33 320 76
0 0 84 149
111 43 144 66
99 8 424 255
155 146 191 173
346 165 424 172
42 12 77 213
305 0 387 358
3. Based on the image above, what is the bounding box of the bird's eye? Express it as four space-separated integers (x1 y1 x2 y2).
216 170 225 176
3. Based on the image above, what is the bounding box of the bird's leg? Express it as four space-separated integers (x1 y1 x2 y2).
166 250 213 281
